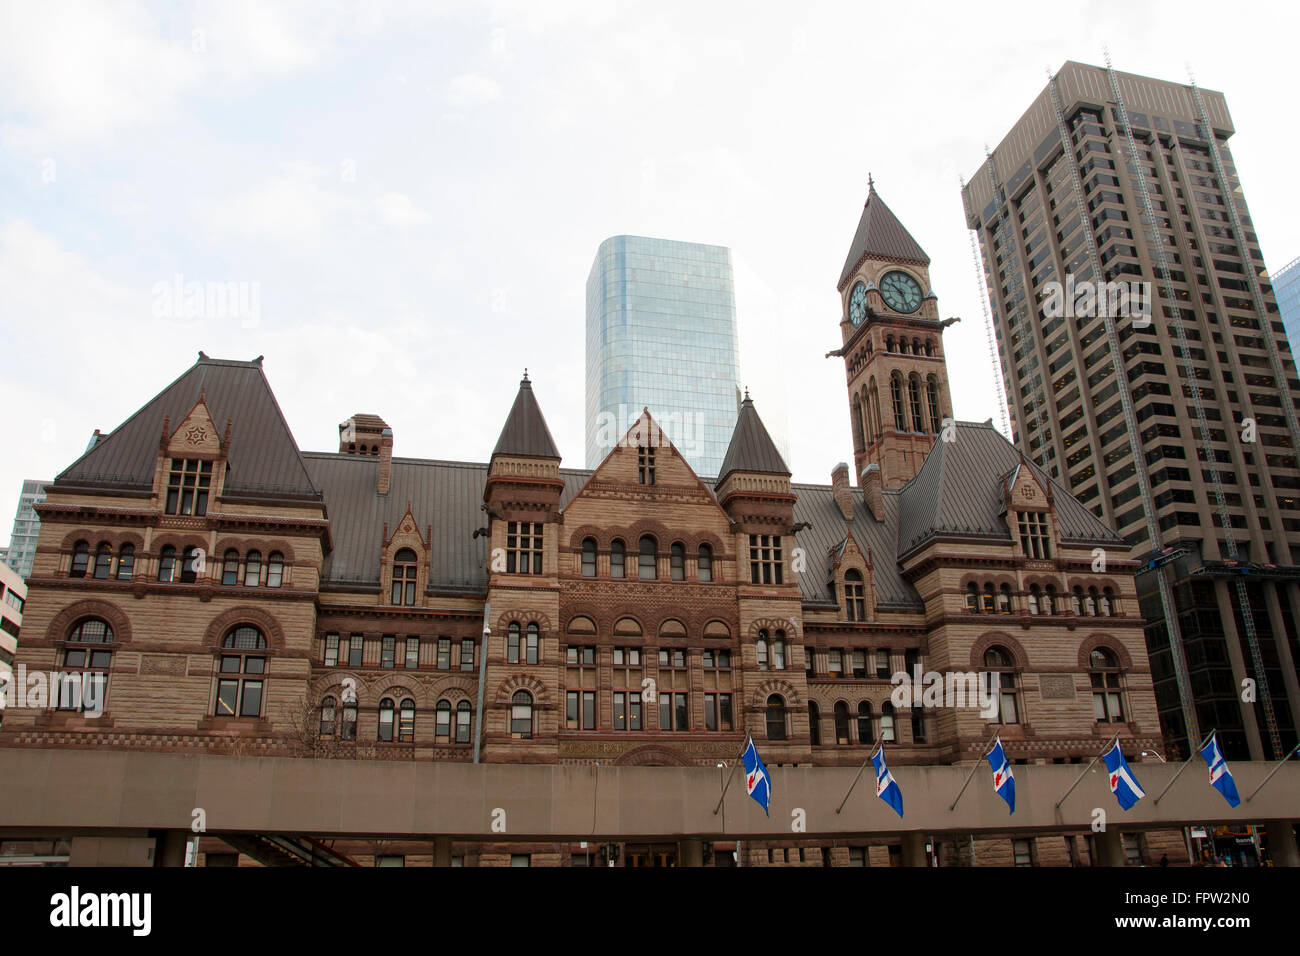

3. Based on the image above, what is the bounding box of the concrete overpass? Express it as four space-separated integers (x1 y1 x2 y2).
1 749 1296 866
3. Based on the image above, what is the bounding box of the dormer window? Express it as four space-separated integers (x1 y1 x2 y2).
844 569 866 621
392 548 418 604
165 459 212 516
1017 511 1051 559
638 445 656 485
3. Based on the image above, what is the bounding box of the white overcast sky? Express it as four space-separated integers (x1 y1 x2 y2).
2 0 1298 533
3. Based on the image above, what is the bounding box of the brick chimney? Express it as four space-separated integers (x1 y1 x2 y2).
861 463 883 522
831 462 853 520
378 428 393 495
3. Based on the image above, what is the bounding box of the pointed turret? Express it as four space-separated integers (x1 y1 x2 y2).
838 184 931 292
715 391 790 489
490 372 561 463
485 372 564 522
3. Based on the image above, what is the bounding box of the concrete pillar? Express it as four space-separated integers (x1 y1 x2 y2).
1093 827 1126 867
678 838 704 868
900 832 927 867
1265 821 1300 868
433 836 452 867
153 830 190 867
1215 579 1265 759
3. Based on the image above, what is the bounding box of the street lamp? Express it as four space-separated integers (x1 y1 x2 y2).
1140 750 1166 763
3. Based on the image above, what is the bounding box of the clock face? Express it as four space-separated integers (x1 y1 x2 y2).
848 281 868 327
880 271 922 314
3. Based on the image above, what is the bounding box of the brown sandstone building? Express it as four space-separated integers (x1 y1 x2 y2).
1 191 1180 866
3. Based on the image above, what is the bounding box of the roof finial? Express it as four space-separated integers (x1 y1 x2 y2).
522 367 529 383
743 386 750 402
867 171 874 192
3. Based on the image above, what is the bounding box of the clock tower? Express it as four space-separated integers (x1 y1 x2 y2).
835 182 955 492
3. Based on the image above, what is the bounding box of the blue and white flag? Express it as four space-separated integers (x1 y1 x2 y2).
742 735 771 817
1102 740 1145 811
986 737 1015 814
1199 732 1240 808
872 744 904 818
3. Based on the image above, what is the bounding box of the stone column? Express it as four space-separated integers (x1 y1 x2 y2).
1265 821 1300 868
678 838 705 868
1093 827 1126 867
900 832 927 867
433 836 452 867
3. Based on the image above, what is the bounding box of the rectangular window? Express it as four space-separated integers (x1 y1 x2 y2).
349 635 364 668
165 458 213 516
324 634 339 667
659 692 689 731
876 650 890 679
1017 511 1052 559
748 534 784 584
705 693 733 732
437 637 450 670
638 445 655 484
381 636 396 669
1013 839 1033 867
460 639 475 671
582 690 595 731
405 637 419 669
506 522 544 574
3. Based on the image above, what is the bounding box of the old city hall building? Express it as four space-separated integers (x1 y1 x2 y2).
2 189 1178 866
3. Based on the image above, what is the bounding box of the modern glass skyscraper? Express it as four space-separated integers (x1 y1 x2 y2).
585 236 742 476
4 480 48 579
962 61 1300 763
1274 255 1300 352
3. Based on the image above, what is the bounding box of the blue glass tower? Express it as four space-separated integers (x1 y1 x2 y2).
585 236 742 477
1274 255 1300 353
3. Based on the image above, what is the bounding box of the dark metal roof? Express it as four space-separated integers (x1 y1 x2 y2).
896 420 1122 558
838 186 931 289
55 354 320 499
715 395 789 488
491 375 560 461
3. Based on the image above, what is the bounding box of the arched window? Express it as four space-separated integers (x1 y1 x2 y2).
982 647 1019 725
436 700 451 740
1044 585 1057 615
697 544 713 582
926 375 941 434
1085 587 1098 617
908 375 923 432
766 694 787 741
808 701 821 746
670 541 685 581
526 622 540 665
857 701 874 745
982 583 996 614
180 545 201 584
508 622 521 663
966 583 979 612
320 696 337 737
359 444 368 455
398 698 416 742
392 548 418 605
880 701 896 742
70 540 89 578
852 393 866 452
886 335 896 352
1090 648 1124 722
222 549 240 586
772 630 786 670
610 539 626 579
845 569 866 621
58 618 114 712
456 701 472 743
511 691 533 738
93 543 112 579
638 536 657 580
580 537 597 577
997 583 1011 614
891 372 906 430
899 337 910 354
378 698 395 741
834 701 851 745
115 543 135 580
1028 585 1040 615
1071 586 1084 615
1101 587 1115 616
157 545 176 583
267 552 284 588
756 631 769 670
912 337 922 355
341 700 357 740
925 339 935 357
243 550 262 588
869 379 882 438
216 626 266 718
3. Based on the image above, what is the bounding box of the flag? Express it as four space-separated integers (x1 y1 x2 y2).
986 737 1015 814
742 735 771 817
1198 732 1240 808
872 743 904 818
1102 740 1145 811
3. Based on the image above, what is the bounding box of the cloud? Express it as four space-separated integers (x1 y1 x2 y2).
444 73 501 109
193 171 356 246
373 193 432 228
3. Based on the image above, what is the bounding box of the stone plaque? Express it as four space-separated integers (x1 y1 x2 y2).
1039 674 1076 700
141 654 186 676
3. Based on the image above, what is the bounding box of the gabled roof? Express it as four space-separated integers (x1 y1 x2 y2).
896 420 1121 558
55 354 320 500
838 186 931 289
491 374 560 461
715 394 789 487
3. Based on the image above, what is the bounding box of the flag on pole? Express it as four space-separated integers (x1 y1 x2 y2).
1198 732 1240 808
872 743 904 818
742 735 771 817
1102 740 1146 810
986 737 1015 814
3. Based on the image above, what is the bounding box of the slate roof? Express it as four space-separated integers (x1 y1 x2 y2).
895 420 1122 559
55 354 320 500
838 186 931 289
491 375 560 460
715 395 789 488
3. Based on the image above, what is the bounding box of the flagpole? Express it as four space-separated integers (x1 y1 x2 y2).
1245 741 1300 803
1152 728 1216 805
948 734 999 812
1054 732 1120 811
835 742 880 815
712 736 750 815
